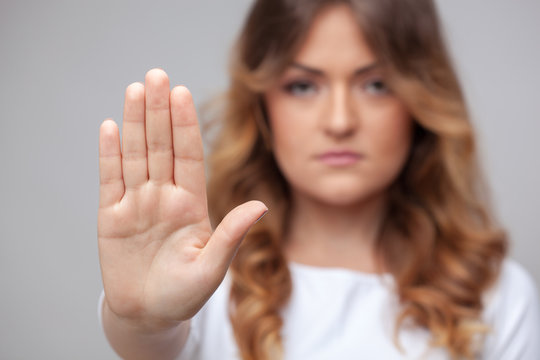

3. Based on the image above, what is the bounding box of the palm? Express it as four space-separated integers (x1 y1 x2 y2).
98 69 265 328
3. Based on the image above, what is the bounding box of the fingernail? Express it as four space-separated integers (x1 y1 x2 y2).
255 209 268 224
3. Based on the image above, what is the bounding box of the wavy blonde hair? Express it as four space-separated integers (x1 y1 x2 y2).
206 0 507 359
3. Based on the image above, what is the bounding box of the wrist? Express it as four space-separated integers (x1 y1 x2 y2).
103 296 186 336
101 297 191 360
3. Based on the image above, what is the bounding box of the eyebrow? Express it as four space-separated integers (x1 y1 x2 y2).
290 62 380 76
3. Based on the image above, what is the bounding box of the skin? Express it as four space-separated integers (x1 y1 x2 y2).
98 73 267 359
98 4 413 359
265 5 413 271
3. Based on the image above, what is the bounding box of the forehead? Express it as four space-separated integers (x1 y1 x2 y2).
293 4 376 70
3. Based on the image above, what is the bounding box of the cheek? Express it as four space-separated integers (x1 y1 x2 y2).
265 96 323 196
358 104 413 194
271 115 304 152
266 95 317 160
366 106 413 161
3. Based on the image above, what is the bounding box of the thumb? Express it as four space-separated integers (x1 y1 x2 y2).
202 200 268 274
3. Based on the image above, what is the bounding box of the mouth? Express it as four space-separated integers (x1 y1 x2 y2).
317 151 363 166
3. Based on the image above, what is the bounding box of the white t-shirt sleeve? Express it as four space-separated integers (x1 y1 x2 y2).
481 259 540 360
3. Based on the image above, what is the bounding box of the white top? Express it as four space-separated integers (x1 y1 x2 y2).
99 259 540 359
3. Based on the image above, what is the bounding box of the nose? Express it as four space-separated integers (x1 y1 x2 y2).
323 85 357 139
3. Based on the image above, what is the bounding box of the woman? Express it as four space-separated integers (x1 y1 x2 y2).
97 0 540 359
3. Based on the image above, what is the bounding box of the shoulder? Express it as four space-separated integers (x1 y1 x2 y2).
481 258 540 359
484 258 539 315
497 258 538 296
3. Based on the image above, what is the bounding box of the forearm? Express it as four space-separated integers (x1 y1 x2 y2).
102 299 190 360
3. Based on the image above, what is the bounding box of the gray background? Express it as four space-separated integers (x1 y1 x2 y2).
0 0 538 358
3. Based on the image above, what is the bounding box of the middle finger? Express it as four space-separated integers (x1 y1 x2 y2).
145 68 174 184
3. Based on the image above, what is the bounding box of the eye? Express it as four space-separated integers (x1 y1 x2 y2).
364 78 390 95
283 80 318 97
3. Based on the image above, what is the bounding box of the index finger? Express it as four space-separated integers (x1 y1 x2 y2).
170 86 207 198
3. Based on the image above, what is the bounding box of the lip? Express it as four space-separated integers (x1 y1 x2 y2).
317 150 363 166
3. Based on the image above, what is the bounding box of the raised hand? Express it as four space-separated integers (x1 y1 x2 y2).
98 69 266 331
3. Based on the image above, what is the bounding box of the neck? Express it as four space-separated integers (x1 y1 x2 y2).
284 191 388 273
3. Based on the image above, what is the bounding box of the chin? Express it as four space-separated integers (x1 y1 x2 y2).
302 182 386 208
321 192 378 208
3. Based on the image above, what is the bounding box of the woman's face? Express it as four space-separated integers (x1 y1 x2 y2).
264 4 413 207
